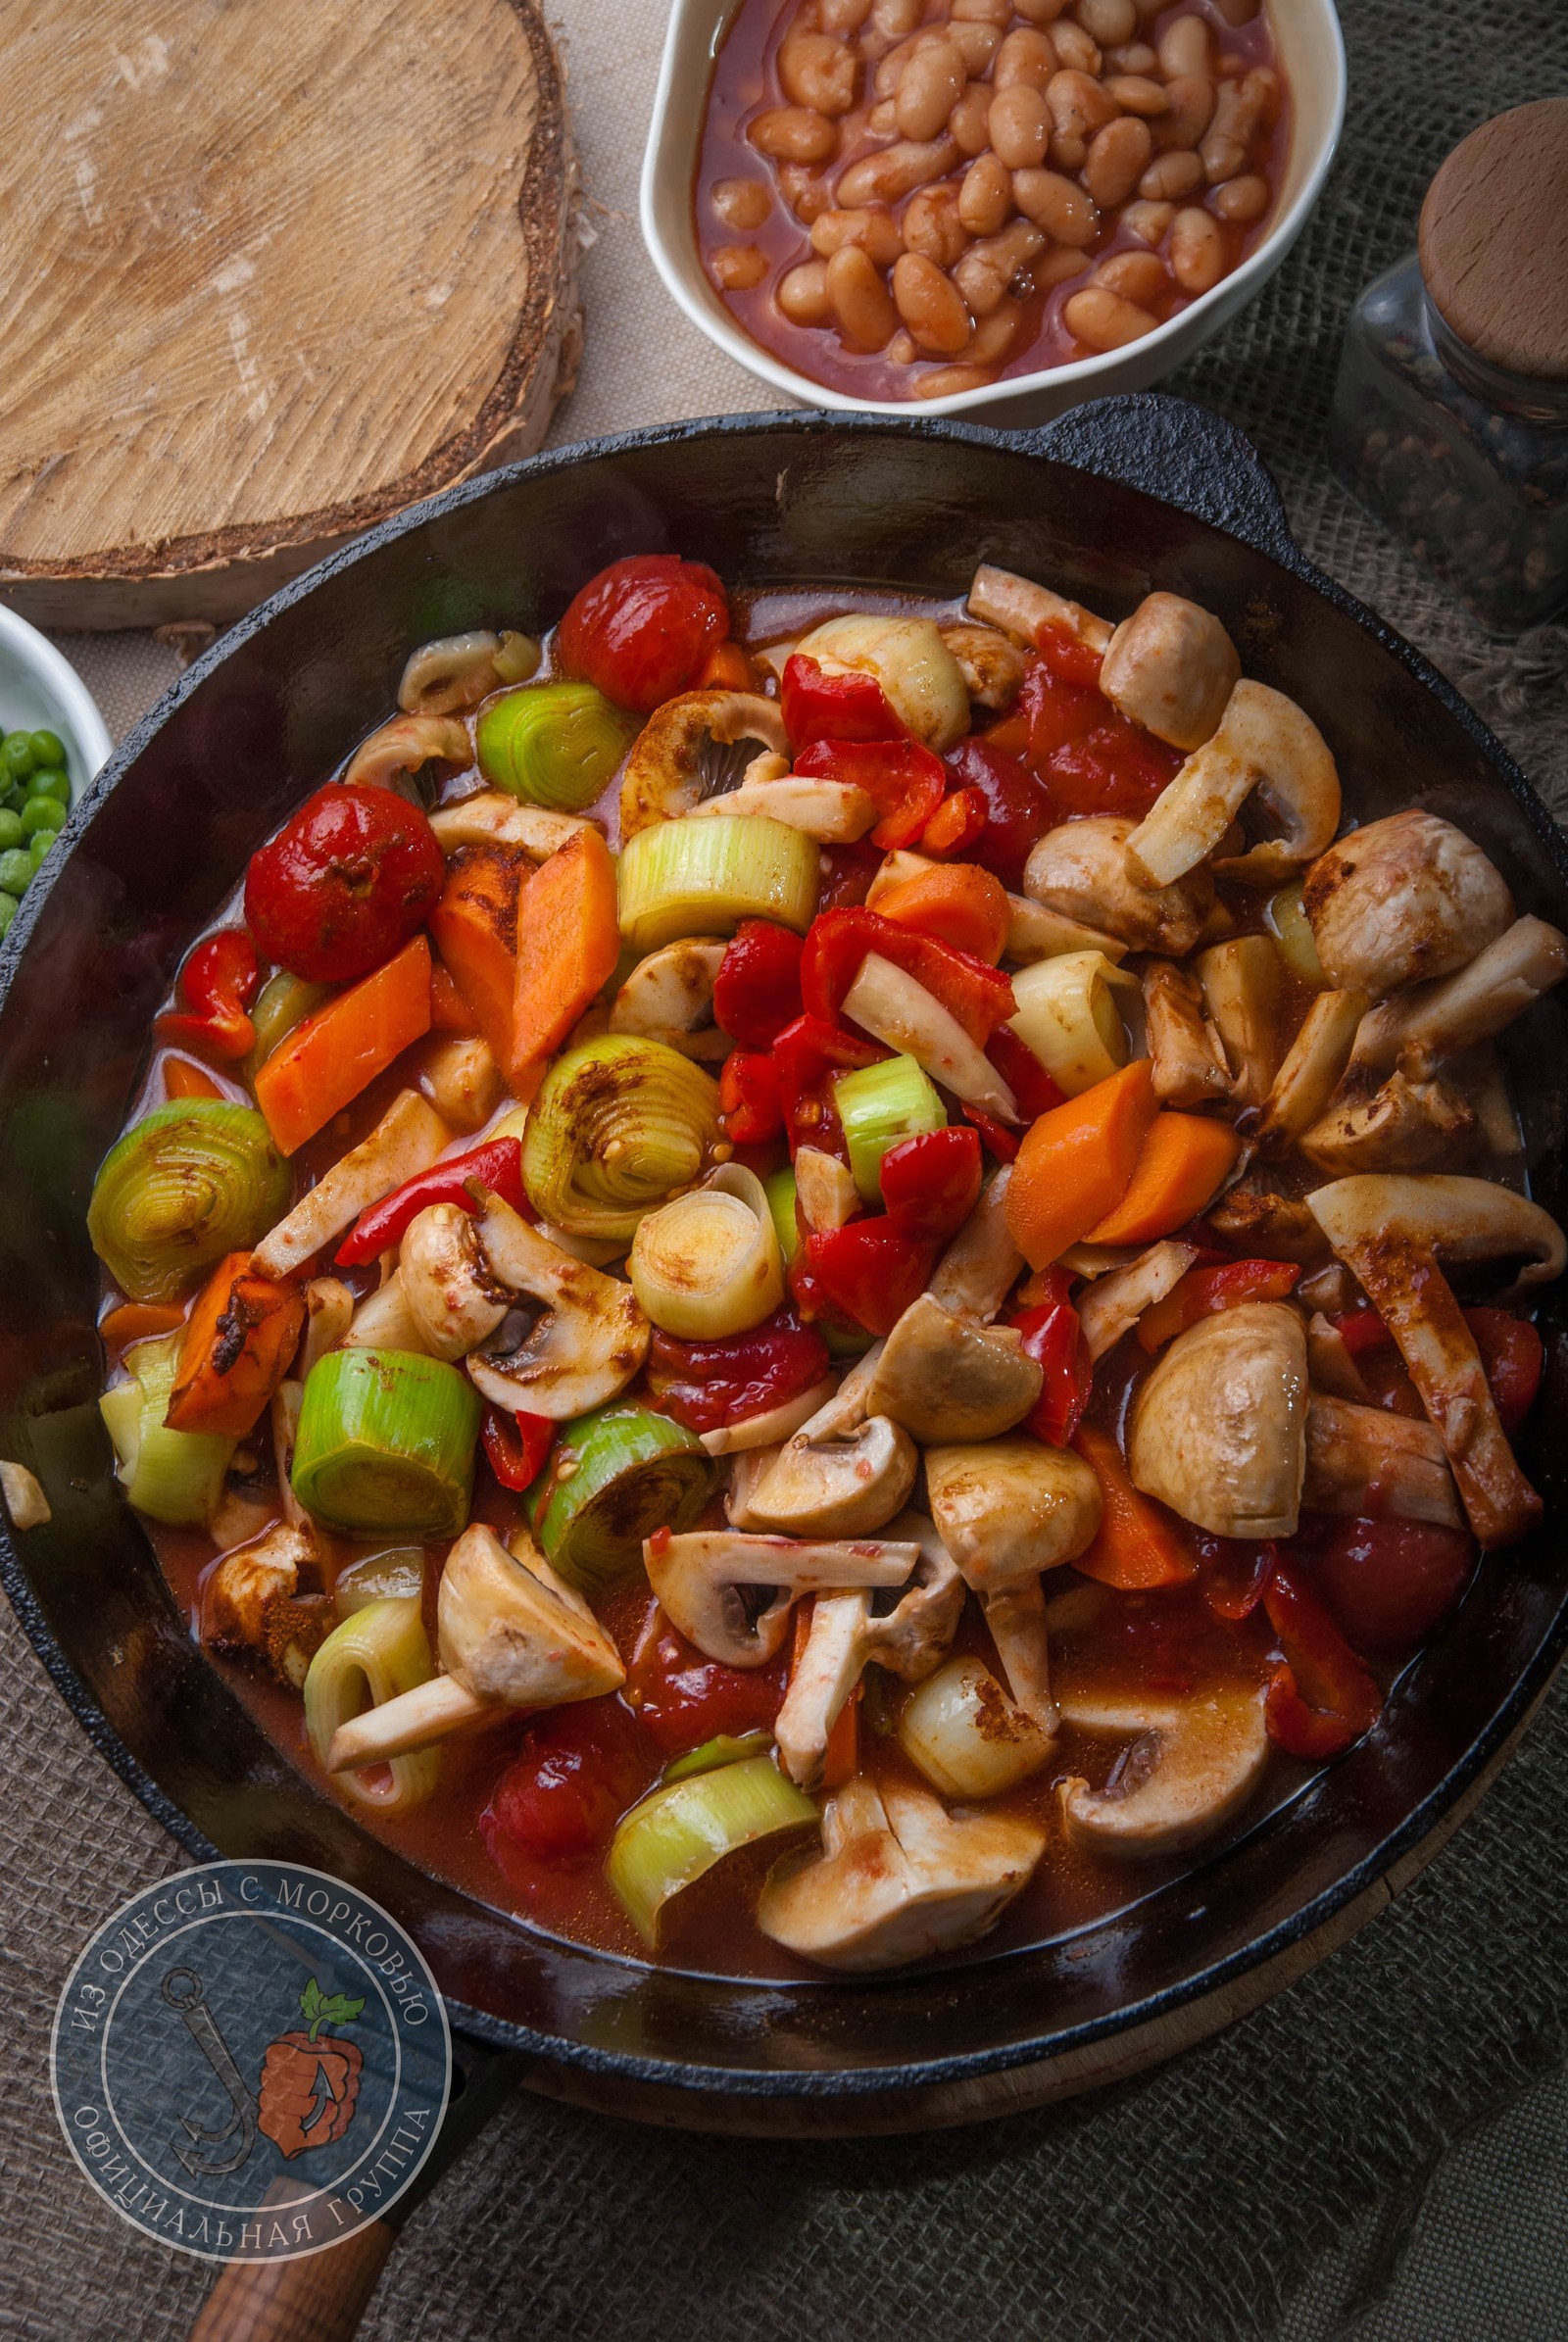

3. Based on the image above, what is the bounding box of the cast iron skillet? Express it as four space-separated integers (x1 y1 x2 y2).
5 396 1568 2122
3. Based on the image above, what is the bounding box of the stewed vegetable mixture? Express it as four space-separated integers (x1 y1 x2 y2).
89 552 1568 1975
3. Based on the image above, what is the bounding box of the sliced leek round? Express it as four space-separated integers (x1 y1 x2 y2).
304 1596 441 1813
292 1348 480 1538
1006 951 1136 1098
607 1755 817 1948
616 814 818 954
99 1333 235 1527
629 1164 784 1338
523 1034 722 1244
530 1404 711 1597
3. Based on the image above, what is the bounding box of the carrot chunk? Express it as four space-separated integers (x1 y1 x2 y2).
165 1250 306 1438
510 828 621 1087
164 1057 224 1101
872 862 1010 964
1072 1423 1196 1589
427 844 524 1068
1004 1059 1158 1269
255 936 432 1155
1085 1111 1244 1245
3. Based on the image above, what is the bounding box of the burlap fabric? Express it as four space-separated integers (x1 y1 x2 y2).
5 3 1568 2335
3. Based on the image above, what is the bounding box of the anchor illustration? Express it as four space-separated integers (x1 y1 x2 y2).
160 1967 259 2178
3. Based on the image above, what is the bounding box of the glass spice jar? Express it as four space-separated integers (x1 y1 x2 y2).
1329 99 1568 638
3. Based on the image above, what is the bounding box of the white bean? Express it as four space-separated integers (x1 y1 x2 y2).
1063 285 1158 349
710 177 773 231
1103 73 1169 115
1210 172 1269 223
994 26 1057 89
1169 206 1227 291
903 183 970 266
826 243 899 348
780 30 860 116
1093 247 1169 306
893 253 974 355
1049 21 1102 73
1075 0 1136 42
1157 14 1211 77
896 38 967 140
751 106 839 165
835 134 958 205
958 152 1015 236
1012 165 1101 245
1139 149 1204 200
777 259 833 323
810 205 906 266
989 83 1051 170
949 84 996 156
1084 114 1152 207
1047 68 1120 140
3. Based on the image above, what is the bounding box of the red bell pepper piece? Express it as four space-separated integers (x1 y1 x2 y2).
481 1406 555 1492
335 1136 527 1266
718 1049 784 1146
712 920 806 1048
773 1012 888 1158
1262 1557 1383 1760
1330 1303 1393 1357
1137 1258 1302 1352
791 1219 937 1337
158 931 260 1062
919 786 989 859
986 1022 1066 1121
816 840 884 912
1194 1532 1277 1621
800 905 1015 1048
796 738 947 851
623 1600 789 1756
963 1106 1019 1161
651 1308 831 1435
1007 1270 1092 1445
878 1125 982 1242
781 654 904 750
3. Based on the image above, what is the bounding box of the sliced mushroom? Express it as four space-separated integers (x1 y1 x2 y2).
1307 1174 1564 1546
732 1405 918 1538
1197 936 1281 1106
645 1528 920 1669
416 1036 503 1134
1057 1685 1268 1858
796 614 969 751
1129 1302 1308 1537
863 1291 1042 1442
202 1521 317 1655
465 1193 651 1419
1302 810 1514 998
1126 680 1341 889
343 1272 432 1355
429 791 598 862
299 1278 355 1380
1024 815 1215 956
0 1459 50 1530
924 1438 1102 1590
327 1524 625 1769
1347 915 1568 1082
343 714 470 793
1142 957 1232 1105
1076 1240 1199 1362
1304 1393 1465 1530
1207 1177 1331 1264
979 1575 1058 1736
619 691 789 837
927 1163 1023 1318
940 620 1028 710
1304 1310 1370 1401
399 1203 510 1360
757 1776 1046 1973
1298 1067 1475 1176
967 562 1113 654
688 774 878 842
795 1147 859 1233
252 1091 449 1280
1099 593 1241 752
841 952 1017 1119
609 939 731 1062
774 1522 965 1790
1004 892 1129 966
397 628 539 715
1252 988 1369 1157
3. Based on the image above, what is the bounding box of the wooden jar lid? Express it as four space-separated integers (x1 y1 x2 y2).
1419 99 1568 382
0 0 580 629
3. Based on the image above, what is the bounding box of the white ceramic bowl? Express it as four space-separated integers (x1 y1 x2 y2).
642 0 1346 425
0 607 112 808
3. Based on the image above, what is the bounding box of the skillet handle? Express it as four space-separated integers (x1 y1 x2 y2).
188 2222 396 2342
1001 391 1300 568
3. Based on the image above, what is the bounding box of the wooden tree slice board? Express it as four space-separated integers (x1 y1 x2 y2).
0 0 579 629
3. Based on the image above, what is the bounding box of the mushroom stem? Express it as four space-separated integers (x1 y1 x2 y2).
1303 1394 1465 1530
967 563 1112 654
1253 988 1368 1157
982 1579 1058 1736
1126 681 1340 889
1348 916 1568 1081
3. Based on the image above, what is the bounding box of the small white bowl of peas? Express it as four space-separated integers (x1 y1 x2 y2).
0 606 113 940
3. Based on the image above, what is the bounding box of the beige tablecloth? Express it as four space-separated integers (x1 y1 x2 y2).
6 4 1568 2339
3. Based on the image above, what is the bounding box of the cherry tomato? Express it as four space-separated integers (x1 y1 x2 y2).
1302 1513 1477 1657
244 785 445 984
623 1607 789 1755
1464 1307 1544 1439
557 556 728 713
878 1125 982 1241
713 919 806 1048
482 1699 645 1865
943 737 1059 890
985 655 1182 820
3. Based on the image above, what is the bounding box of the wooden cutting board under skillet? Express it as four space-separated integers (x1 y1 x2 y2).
0 0 579 628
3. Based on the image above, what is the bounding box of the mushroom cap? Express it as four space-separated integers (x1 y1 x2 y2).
438 1525 625 1707
865 1293 1043 1443
608 938 729 1060
1303 810 1514 997
1129 1301 1308 1538
756 1777 1045 1973
1024 815 1214 955
619 691 789 837
1057 1684 1268 1859
1306 1172 1568 1289
737 1414 919 1539
939 621 1027 711
400 1202 511 1360
1100 593 1240 753
924 1437 1103 1590
466 1194 651 1419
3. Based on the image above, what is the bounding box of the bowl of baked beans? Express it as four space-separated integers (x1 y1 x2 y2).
641 0 1346 420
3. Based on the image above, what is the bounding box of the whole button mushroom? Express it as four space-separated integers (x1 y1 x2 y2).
1128 1301 1308 1539
1302 809 1514 998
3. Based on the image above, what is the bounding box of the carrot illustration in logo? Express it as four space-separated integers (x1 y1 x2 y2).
257 1976 366 2159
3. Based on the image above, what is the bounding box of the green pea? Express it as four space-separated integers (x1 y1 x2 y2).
21 796 61 838
28 828 59 866
0 892 18 940
27 730 65 768
1 787 24 817
1 738 34 784
27 767 70 805
0 812 24 853
0 850 33 897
